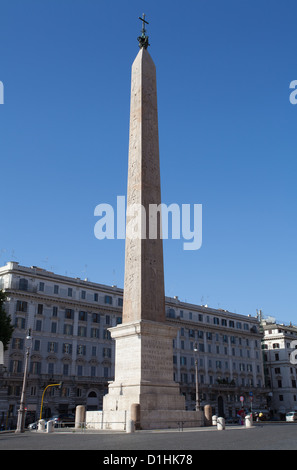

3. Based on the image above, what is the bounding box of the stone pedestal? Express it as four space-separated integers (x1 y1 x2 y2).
103 320 186 428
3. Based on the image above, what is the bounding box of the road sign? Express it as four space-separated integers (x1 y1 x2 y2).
240 396 244 402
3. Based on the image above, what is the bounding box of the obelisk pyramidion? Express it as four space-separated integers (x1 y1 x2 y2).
102 16 202 430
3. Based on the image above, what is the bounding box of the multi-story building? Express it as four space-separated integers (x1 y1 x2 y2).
0 261 267 428
261 318 297 419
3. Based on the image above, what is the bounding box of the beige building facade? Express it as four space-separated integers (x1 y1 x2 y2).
0 261 267 428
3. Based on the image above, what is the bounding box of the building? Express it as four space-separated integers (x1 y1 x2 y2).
261 317 297 419
0 261 267 428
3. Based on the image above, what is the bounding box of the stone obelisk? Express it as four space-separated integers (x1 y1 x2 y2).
102 16 189 430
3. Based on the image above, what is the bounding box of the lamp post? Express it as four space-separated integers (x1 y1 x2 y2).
194 342 201 411
15 329 32 433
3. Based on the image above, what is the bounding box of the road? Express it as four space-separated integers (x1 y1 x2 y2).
1 422 297 452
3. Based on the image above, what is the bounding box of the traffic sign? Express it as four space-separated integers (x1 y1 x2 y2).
240 396 244 402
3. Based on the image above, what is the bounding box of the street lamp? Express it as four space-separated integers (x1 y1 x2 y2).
15 329 32 433
193 342 201 411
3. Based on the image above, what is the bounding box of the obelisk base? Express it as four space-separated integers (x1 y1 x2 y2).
102 320 204 429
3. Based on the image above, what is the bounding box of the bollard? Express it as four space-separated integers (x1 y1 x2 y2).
38 419 45 432
204 404 212 426
245 413 253 428
126 420 135 433
217 417 225 431
131 403 141 430
75 405 86 429
47 420 54 433
212 415 217 426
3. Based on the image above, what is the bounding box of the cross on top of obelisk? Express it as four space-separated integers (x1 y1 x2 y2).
138 13 150 49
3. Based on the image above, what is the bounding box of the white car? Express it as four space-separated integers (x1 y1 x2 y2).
286 412 297 422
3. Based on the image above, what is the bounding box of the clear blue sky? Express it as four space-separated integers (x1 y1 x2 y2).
0 0 296 324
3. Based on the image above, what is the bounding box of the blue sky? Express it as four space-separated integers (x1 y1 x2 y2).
0 0 296 324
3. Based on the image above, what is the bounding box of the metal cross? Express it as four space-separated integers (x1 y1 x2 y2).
139 13 149 33
137 13 150 49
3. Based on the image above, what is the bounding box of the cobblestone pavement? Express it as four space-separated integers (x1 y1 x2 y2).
1 423 297 452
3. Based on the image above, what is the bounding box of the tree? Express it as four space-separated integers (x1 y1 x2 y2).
0 290 14 350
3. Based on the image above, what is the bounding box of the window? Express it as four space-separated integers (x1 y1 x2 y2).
35 320 42 331
63 343 72 354
19 278 28 291
78 326 87 337
39 282 44 292
63 324 73 335
213 317 219 325
229 320 234 328
12 338 24 350
118 298 123 307
103 329 111 340
10 360 22 373
68 288 72 297
48 342 58 353
16 300 27 312
77 344 86 355
91 328 100 339
15 317 26 329
92 313 100 323
104 295 112 305
273 343 280 349
81 290 86 299
94 293 98 302
30 362 41 375
37 304 43 315
168 308 175 318
65 309 74 319
103 348 111 358
52 306 58 317
79 311 87 321
51 322 57 333
54 285 59 294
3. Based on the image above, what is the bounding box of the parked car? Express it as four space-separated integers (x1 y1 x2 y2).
286 412 297 422
51 414 75 427
28 421 38 430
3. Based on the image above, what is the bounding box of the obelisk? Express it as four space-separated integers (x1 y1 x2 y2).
102 15 186 429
